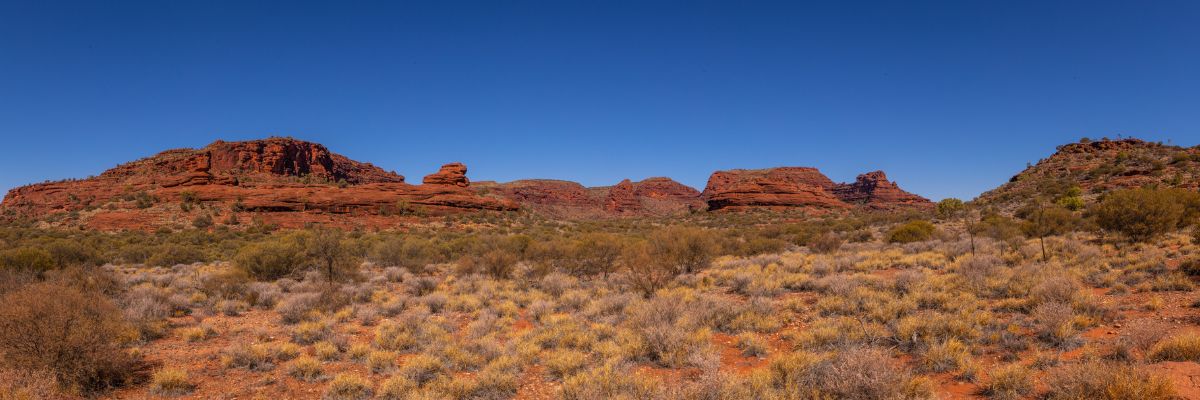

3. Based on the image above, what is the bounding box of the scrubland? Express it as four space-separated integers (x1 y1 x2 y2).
2 189 1200 399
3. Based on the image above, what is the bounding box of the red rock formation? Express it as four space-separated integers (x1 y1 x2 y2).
633 177 703 200
472 177 703 218
422 162 470 187
0 138 515 230
832 171 934 209
703 167 929 211
604 179 641 213
703 167 847 211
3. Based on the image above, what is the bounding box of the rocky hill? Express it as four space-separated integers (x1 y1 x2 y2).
1 137 933 229
702 167 932 211
976 138 1200 207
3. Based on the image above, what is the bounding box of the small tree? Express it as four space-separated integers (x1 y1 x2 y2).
308 227 360 285
1019 202 1078 261
937 198 973 254
936 198 966 220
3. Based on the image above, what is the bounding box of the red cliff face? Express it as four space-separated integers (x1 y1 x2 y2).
702 167 930 211
0 138 515 230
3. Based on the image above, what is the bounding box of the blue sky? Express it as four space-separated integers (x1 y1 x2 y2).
1 1 1198 201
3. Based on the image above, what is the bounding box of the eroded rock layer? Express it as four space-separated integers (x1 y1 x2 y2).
702 167 931 211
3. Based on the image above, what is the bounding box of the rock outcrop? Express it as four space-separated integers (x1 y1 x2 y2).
702 167 931 211
604 179 641 213
422 163 470 187
832 171 934 209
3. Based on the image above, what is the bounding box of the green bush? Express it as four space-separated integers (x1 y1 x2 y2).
1091 188 1200 242
146 244 207 267
44 239 100 267
887 220 936 243
647 226 718 274
0 247 55 275
234 235 307 280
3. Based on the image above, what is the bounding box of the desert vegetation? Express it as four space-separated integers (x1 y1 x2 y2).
1 194 1199 399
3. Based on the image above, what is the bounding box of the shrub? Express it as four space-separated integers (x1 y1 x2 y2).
1044 361 1174 400
0 368 61 400
921 338 969 372
647 226 718 274
0 247 54 275
370 236 437 272
221 344 274 371
1033 302 1077 346
149 368 194 396
736 333 770 357
347 343 371 362
180 325 217 342
765 347 919 399
314 341 341 361
44 239 100 267
622 241 677 297
0 282 135 394
367 351 397 374
888 220 936 243
570 232 626 277
234 235 307 280
277 292 323 324
288 356 324 382
1091 188 1199 242
559 364 661 400
543 349 588 379
1179 258 1200 276
377 375 416 399
191 213 213 229
292 320 332 345
399 354 445 386
323 373 373 400
807 232 843 254
1019 203 1079 261
1148 333 1200 362
984 363 1033 400
146 244 207 267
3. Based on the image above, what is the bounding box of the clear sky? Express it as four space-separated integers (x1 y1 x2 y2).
2 1 1198 201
